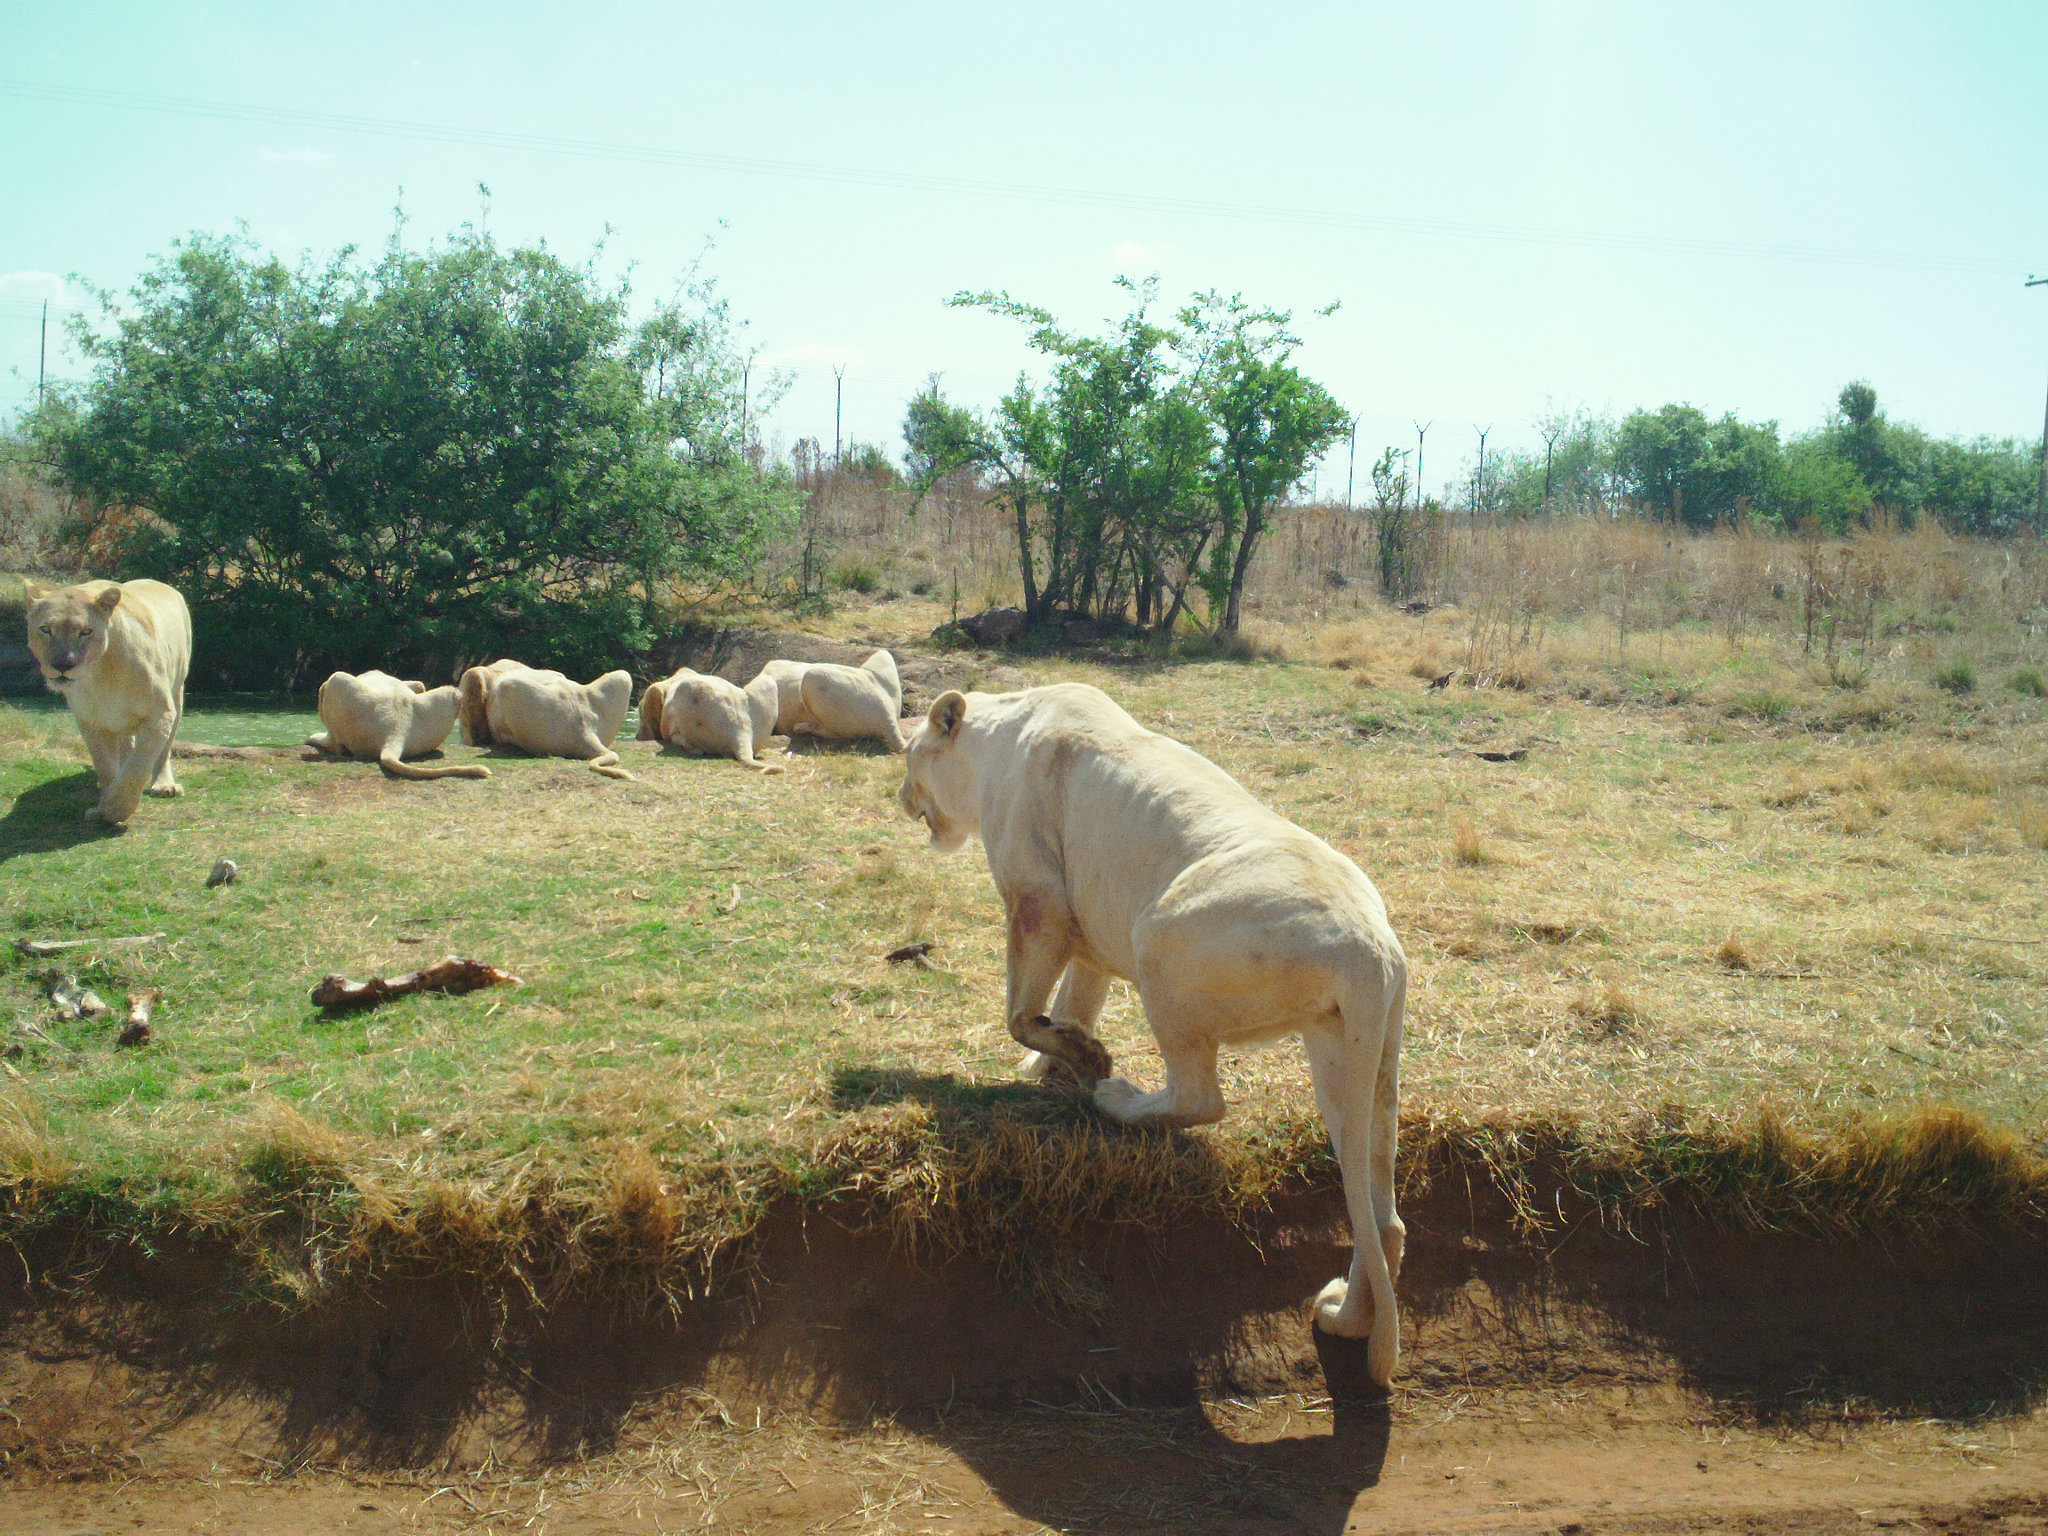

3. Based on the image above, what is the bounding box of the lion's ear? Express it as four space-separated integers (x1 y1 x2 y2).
20 580 50 603
404 679 428 694
92 586 123 615
928 690 968 741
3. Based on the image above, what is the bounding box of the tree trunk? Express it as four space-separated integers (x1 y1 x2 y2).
1220 501 1265 637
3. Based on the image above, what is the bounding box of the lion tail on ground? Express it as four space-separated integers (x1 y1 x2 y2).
587 751 635 781
377 748 491 781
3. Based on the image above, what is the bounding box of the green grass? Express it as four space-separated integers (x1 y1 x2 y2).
2 648 2046 1302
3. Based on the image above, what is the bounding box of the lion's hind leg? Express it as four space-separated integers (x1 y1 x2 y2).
1091 967 1225 1128
1302 968 1405 1391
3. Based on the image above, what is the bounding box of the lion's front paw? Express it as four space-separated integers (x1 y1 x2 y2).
1313 1277 1372 1338
146 782 183 798
1029 1017 1113 1086
1064 1029 1113 1085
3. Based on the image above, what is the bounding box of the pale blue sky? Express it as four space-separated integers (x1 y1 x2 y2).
3 1 2043 493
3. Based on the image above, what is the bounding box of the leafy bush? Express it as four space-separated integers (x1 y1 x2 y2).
2010 666 2047 699
29 226 796 688
1934 658 1977 695
833 561 880 594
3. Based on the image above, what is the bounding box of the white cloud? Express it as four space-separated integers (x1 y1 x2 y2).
259 147 336 165
760 342 869 369
0 270 86 307
1111 240 1176 268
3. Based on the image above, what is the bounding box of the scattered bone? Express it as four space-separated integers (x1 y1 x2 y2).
311 956 521 1013
14 933 165 958
206 858 239 888
885 941 934 965
43 972 110 1021
118 989 161 1047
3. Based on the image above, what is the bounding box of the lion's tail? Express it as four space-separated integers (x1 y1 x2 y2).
587 751 635 781
378 747 491 781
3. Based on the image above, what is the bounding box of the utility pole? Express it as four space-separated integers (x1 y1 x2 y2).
833 365 845 468
37 300 48 410
2031 277 2048 529
1412 420 1431 514
1345 422 1357 510
1473 424 1491 531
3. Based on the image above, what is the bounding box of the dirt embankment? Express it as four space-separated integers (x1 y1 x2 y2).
2 1171 2045 1532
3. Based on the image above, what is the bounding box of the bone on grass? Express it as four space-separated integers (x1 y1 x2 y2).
42 972 110 1021
311 956 521 1013
118 989 161 1047
14 933 165 958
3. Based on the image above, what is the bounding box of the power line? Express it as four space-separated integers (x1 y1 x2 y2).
0 78 2029 279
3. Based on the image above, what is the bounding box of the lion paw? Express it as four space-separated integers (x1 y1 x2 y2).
1031 1018 1112 1085
1093 1076 1143 1118
1312 1277 1372 1338
147 782 183 798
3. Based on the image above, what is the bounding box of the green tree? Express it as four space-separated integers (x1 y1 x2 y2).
1179 292 1350 636
31 226 793 687
1613 403 1780 527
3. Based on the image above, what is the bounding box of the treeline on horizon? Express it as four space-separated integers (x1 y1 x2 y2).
1454 384 2039 537
1 217 2041 687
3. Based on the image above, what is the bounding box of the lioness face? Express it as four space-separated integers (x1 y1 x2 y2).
27 586 122 692
900 691 977 853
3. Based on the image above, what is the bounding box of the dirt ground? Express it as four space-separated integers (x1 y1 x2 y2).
1 1174 2043 1534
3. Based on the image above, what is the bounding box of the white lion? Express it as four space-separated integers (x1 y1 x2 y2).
898 682 1408 1388
306 670 490 780
753 649 906 752
25 577 192 825
637 667 785 773
457 659 635 780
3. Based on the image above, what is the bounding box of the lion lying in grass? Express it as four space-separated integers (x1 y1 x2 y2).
637 668 785 772
754 650 907 752
457 659 635 780
306 670 490 780
24 577 191 825
899 682 1409 1388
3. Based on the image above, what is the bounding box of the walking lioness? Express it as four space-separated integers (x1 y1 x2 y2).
898 683 1408 1387
25 578 192 825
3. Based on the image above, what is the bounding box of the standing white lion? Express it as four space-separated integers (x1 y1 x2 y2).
752 649 906 752
25 577 192 825
898 682 1408 1388
637 667 784 772
306 670 490 780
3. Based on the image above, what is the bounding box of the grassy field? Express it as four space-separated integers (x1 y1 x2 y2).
1 605 2045 1302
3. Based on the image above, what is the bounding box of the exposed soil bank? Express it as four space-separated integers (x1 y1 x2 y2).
1 1173 2043 1462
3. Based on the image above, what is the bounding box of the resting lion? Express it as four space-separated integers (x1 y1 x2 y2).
306 670 490 780
637 668 784 773
458 660 635 780
899 682 1409 1388
25 577 192 825
753 649 906 751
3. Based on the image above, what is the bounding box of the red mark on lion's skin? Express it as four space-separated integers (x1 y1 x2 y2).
1011 893 1045 937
